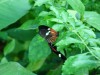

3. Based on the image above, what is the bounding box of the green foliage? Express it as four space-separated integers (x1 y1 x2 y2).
0 0 100 75
0 0 31 30
84 11 100 31
4 39 15 56
62 53 100 75
67 0 85 16
27 35 51 71
0 62 36 75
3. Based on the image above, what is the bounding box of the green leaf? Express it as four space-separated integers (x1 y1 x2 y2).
4 39 16 56
47 65 62 75
87 38 99 47
19 20 38 30
62 53 100 75
90 47 100 59
75 25 96 39
0 0 31 30
95 32 100 38
83 29 96 38
28 35 51 71
52 24 65 31
1 57 8 63
56 36 82 53
56 37 82 46
68 17 76 29
7 28 36 41
67 0 85 16
34 0 49 6
0 62 36 75
50 18 63 23
60 11 69 22
39 11 49 17
50 6 60 18
67 10 78 20
0 32 8 40
84 11 100 31
28 35 51 60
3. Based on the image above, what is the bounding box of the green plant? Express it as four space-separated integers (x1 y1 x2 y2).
0 0 100 75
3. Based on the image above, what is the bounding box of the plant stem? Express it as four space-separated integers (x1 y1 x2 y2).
74 31 100 60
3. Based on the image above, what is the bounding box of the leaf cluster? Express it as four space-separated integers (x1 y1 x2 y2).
0 0 100 75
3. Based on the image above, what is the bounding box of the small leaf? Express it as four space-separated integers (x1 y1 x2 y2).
67 0 85 16
39 11 49 17
34 0 49 6
4 39 16 56
52 24 65 31
0 62 36 75
50 18 63 23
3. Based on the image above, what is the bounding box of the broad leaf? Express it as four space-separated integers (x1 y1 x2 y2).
7 28 36 41
0 62 36 75
0 32 8 40
28 35 51 71
62 53 100 75
84 11 100 31
56 37 82 46
0 0 31 30
67 0 85 16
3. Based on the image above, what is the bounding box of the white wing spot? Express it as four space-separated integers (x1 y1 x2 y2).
59 54 61 57
46 31 50 36
48 28 50 30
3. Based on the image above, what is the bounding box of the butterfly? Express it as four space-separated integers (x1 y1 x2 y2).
38 25 66 61
39 25 59 43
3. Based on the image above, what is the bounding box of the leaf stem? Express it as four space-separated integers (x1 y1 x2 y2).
74 31 100 60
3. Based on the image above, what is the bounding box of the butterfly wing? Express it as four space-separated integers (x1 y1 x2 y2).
39 25 58 43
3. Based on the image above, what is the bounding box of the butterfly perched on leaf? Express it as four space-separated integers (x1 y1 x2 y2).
39 25 59 43
38 25 66 61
